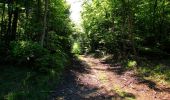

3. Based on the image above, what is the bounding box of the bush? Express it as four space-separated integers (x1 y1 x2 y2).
0 40 70 99
8 41 69 73
127 60 137 69
71 42 81 54
35 50 68 72
9 41 48 66
10 41 48 57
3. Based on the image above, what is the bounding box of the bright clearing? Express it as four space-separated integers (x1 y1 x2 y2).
66 0 83 25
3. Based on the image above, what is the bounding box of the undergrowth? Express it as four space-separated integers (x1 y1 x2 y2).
0 65 63 100
125 58 170 85
0 41 71 99
137 59 170 84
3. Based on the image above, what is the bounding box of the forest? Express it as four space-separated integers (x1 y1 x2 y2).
0 0 170 99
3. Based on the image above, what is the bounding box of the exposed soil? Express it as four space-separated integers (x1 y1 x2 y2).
51 55 170 100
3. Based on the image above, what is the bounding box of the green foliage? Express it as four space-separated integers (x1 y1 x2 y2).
0 66 61 100
10 41 48 58
136 59 170 83
8 41 69 73
46 31 71 54
9 41 48 66
127 60 137 68
0 0 72 71
71 42 82 54
81 0 170 57
35 50 68 72
80 0 170 85
0 0 72 99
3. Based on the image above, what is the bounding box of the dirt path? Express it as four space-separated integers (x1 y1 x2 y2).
51 55 170 100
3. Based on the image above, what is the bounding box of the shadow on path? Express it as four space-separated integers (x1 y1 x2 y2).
50 57 126 100
100 55 170 99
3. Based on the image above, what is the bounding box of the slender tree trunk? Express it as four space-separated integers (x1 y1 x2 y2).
159 0 165 41
41 0 48 47
121 0 126 58
11 7 19 41
36 0 43 41
1 2 6 40
127 0 137 58
128 11 137 58
25 0 29 40
6 1 13 45
152 0 158 35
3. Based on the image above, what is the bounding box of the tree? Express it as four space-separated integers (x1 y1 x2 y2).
81 0 170 57
41 0 48 47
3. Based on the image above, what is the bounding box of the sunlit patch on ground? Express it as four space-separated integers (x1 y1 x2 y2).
52 55 170 100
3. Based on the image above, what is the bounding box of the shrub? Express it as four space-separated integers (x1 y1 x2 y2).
35 50 68 72
71 42 81 54
8 41 69 73
10 41 48 58
9 41 49 66
127 60 137 69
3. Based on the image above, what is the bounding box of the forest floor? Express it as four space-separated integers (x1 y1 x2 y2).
51 55 170 100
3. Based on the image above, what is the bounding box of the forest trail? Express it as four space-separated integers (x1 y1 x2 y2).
51 55 170 100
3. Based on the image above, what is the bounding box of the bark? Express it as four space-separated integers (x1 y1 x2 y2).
127 0 137 58
11 7 19 41
0 2 6 39
159 0 166 40
36 0 43 41
41 0 48 47
121 0 126 57
6 1 13 45
25 0 30 40
152 0 158 33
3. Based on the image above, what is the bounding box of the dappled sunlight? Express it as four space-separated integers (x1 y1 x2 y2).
75 55 170 99
76 55 137 99
51 56 124 99
0 0 170 99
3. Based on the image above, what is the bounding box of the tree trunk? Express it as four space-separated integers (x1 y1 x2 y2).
36 0 43 41
152 0 158 34
0 2 6 40
159 0 165 41
11 7 19 41
127 0 137 58
41 0 48 47
6 1 13 45
25 0 30 40
121 0 127 58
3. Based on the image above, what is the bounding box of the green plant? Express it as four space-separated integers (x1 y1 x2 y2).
71 42 82 54
9 41 69 73
0 65 61 100
35 50 68 72
10 41 48 57
9 41 48 66
127 60 137 69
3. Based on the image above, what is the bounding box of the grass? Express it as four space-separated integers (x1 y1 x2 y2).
125 58 170 85
98 72 108 83
137 63 170 85
0 65 62 100
112 85 136 100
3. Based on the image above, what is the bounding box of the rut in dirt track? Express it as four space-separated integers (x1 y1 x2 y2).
51 55 170 100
